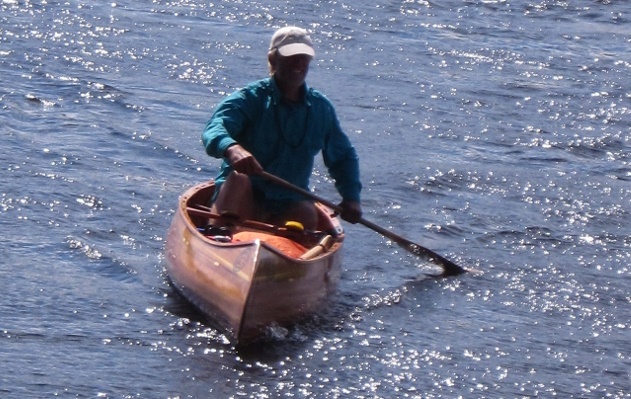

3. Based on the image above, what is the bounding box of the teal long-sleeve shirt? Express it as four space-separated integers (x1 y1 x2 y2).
202 77 361 202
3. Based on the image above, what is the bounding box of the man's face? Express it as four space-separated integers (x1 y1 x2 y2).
274 54 312 88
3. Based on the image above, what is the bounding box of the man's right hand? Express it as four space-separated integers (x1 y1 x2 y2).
224 144 263 175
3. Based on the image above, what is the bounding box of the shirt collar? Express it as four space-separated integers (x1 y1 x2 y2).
269 76 312 107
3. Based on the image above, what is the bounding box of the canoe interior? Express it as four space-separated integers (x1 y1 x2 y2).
165 180 345 345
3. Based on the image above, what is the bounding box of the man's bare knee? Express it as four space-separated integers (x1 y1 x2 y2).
212 172 255 220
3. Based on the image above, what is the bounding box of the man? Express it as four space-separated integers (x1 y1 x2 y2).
202 26 362 230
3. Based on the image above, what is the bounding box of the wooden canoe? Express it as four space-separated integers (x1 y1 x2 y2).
164 180 344 345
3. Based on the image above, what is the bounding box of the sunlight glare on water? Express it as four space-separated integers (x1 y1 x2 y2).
1 0 630 397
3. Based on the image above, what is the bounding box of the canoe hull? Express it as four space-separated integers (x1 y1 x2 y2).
164 181 343 344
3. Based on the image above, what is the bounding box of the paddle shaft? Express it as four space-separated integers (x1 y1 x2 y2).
259 172 466 276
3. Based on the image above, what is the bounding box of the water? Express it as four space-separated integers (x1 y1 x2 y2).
2 0 630 397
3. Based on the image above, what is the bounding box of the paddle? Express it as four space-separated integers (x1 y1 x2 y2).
259 171 466 276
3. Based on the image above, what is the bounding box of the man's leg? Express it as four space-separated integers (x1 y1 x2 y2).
210 172 255 220
269 200 318 231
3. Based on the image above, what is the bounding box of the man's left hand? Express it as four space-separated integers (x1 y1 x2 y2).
339 200 362 224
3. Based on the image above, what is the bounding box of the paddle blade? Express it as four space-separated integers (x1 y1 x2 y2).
403 242 466 277
360 218 466 276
